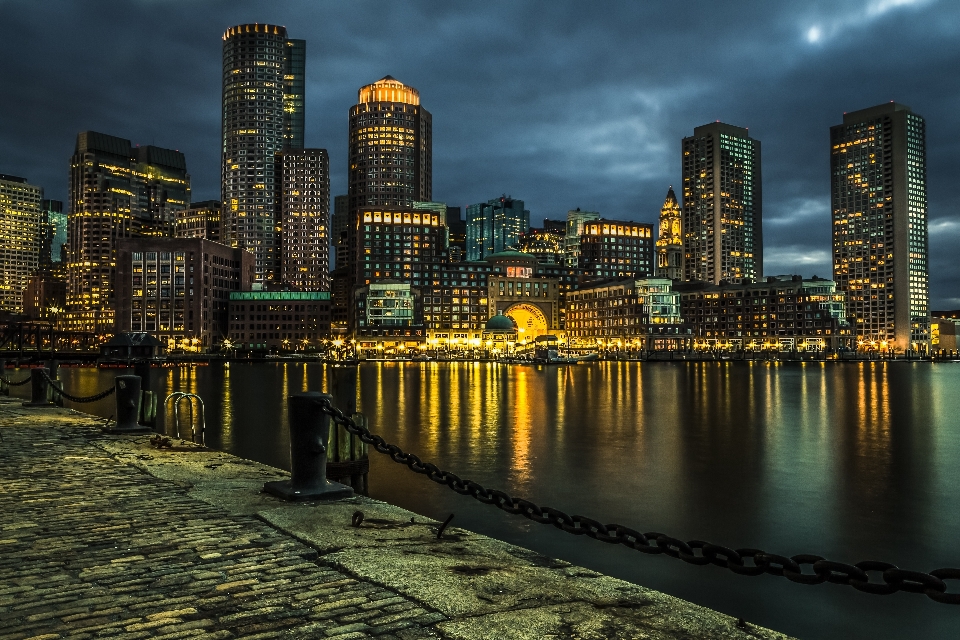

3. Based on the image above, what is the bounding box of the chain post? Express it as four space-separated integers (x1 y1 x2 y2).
22 368 53 407
264 392 354 501
107 375 153 434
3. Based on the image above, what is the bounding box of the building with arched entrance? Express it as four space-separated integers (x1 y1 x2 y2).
484 250 561 345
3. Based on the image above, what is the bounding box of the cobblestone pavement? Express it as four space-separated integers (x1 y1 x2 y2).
0 398 792 640
0 401 442 640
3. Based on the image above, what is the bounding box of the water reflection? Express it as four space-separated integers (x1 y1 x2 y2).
12 361 960 639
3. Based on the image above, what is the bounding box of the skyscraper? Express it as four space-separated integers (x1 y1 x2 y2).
276 149 330 291
348 76 432 213
40 199 67 268
655 187 682 281
466 196 530 260
0 174 43 313
66 131 189 333
564 209 600 267
221 23 305 283
831 102 929 352
681 123 762 284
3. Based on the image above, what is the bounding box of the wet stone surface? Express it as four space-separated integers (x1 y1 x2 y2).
0 398 793 639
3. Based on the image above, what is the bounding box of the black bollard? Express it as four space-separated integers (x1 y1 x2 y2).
264 392 354 501
107 375 153 434
22 368 53 407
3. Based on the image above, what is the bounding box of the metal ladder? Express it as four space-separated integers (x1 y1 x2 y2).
163 392 206 444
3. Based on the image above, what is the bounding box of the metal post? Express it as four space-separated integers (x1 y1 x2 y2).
108 375 153 434
22 368 52 407
264 392 354 501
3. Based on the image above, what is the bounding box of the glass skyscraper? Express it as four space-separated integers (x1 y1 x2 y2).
40 199 67 268
221 23 305 283
681 123 762 284
466 196 530 261
831 102 929 352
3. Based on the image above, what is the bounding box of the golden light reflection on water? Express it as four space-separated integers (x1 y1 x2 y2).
220 364 233 446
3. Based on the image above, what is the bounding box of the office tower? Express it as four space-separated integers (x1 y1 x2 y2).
221 23 305 283
354 207 447 288
565 208 600 267
0 174 43 313
578 219 654 280
348 76 432 213
656 187 682 280
116 238 255 351
831 102 929 351
466 196 530 260
331 194 349 268
66 131 190 333
39 199 67 268
682 122 762 284
276 149 330 291
176 200 222 242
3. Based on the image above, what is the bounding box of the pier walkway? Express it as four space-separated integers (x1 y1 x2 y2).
0 397 791 640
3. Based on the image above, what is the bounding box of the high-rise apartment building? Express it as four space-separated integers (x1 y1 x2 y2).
656 187 682 281
578 219 654 281
276 149 330 291
682 122 762 284
176 200 221 242
0 174 43 313
466 196 530 260
565 209 600 267
66 132 189 333
348 76 432 214
831 102 929 351
221 23 305 283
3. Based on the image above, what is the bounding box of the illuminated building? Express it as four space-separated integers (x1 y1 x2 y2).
0 174 43 313
675 276 851 351
682 123 762 284
354 281 425 352
23 270 67 321
578 219 653 280
65 132 189 333
40 199 67 268
565 208 600 267
930 317 956 352
519 224 565 264
655 187 682 281
567 278 690 350
176 200 221 242
466 195 530 260
487 252 561 342
116 238 254 351
221 23 305 284
276 149 329 290
348 76 432 213
831 102 929 352
228 291 331 351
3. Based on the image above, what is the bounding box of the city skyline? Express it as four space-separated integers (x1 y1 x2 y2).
0 1 958 307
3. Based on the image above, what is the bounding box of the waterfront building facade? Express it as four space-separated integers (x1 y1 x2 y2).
675 276 851 351
354 281 426 353
228 290 331 351
348 76 432 214
682 122 762 284
276 149 330 290
0 174 43 314
655 187 683 281
566 278 689 350
831 102 929 352
466 196 530 261
66 132 190 333
931 317 957 353
221 23 305 284
116 237 254 351
578 219 654 281
565 209 600 267
176 200 221 242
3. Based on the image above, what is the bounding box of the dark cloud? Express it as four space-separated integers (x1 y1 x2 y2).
1 0 957 306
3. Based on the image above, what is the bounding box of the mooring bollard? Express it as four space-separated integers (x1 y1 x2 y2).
264 391 354 501
108 375 153 434
22 368 52 407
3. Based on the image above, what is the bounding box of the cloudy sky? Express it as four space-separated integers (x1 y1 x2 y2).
1 0 958 307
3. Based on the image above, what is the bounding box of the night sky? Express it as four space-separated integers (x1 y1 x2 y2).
1 1 958 307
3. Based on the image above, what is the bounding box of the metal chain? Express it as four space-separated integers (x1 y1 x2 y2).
0 373 32 386
39 370 116 404
317 397 960 605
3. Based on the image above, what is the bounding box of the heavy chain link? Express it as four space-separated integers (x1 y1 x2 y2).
0 373 32 386
40 370 116 404
318 397 960 605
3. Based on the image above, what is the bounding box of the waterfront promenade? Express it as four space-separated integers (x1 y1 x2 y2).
0 397 791 640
